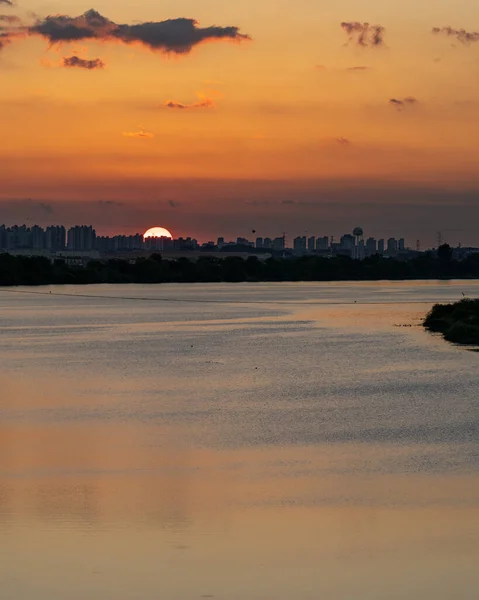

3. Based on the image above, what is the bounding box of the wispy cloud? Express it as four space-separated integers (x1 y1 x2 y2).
122 129 154 139
432 26 479 44
341 21 385 47
0 0 15 6
314 64 370 72
164 94 216 110
97 200 124 207
336 137 351 145
389 97 418 110
0 15 19 23
62 55 105 70
346 65 370 71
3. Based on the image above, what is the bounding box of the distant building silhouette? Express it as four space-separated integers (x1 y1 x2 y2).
67 226 96 251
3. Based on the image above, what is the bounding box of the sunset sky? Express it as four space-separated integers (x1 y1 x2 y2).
1 0 479 245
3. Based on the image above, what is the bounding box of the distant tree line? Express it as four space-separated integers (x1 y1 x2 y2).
1 244 479 286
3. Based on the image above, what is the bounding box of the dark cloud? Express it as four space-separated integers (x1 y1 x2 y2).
63 55 105 70
164 97 215 109
336 137 351 145
346 65 370 71
389 97 418 110
28 9 250 54
168 200 181 208
432 26 479 44
341 21 385 47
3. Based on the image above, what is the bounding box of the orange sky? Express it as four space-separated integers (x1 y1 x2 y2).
1 1 479 244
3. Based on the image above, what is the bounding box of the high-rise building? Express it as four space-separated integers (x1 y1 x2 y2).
263 237 273 249
217 237 225 248
387 238 397 255
293 236 307 251
366 237 377 256
255 237 263 249
273 236 285 250
307 236 315 251
398 238 405 251
378 239 385 255
67 226 96 251
315 236 329 250
45 226 66 251
30 225 45 250
340 234 355 250
357 239 365 260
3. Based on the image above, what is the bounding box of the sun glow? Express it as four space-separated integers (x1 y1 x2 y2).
143 227 173 239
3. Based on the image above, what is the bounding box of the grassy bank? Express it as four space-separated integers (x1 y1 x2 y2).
424 298 479 344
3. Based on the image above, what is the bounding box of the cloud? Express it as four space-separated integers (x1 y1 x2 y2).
164 95 216 109
62 55 105 69
432 26 479 44
0 15 19 23
122 129 154 139
0 0 15 6
315 64 370 72
26 9 250 55
346 65 370 71
341 21 385 47
336 137 351 145
168 200 180 208
38 201 54 214
389 97 418 110
97 200 124 207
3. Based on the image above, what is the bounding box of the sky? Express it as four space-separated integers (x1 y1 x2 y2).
1 0 479 245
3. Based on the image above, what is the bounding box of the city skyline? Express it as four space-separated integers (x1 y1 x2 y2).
1 2 479 245
0 222 457 256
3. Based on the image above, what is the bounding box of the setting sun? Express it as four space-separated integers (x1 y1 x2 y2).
143 227 173 239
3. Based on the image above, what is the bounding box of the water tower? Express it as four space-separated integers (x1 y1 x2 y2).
353 227 364 259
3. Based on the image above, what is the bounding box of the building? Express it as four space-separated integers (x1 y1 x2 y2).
45 226 66 251
272 237 285 250
316 236 329 251
67 226 96 251
307 236 315 252
398 238 405 251
378 239 385 255
293 236 307 252
31 225 45 250
366 237 377 256
357 239 365 260
340 234 355 250
255 237 263 249
387 238 397 255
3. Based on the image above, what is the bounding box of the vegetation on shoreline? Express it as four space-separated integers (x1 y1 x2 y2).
424 299 479 344
2 246 479 287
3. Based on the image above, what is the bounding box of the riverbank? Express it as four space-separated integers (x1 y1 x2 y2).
3 251 479 286
424 298 479 344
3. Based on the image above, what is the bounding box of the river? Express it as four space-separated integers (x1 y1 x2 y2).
0 281 478 599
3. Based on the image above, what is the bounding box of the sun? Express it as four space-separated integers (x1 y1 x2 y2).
143 227 173 239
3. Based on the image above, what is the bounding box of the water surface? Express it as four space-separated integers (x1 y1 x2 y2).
0 281 478 599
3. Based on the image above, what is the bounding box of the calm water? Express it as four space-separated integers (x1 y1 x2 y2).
0 281 478 600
